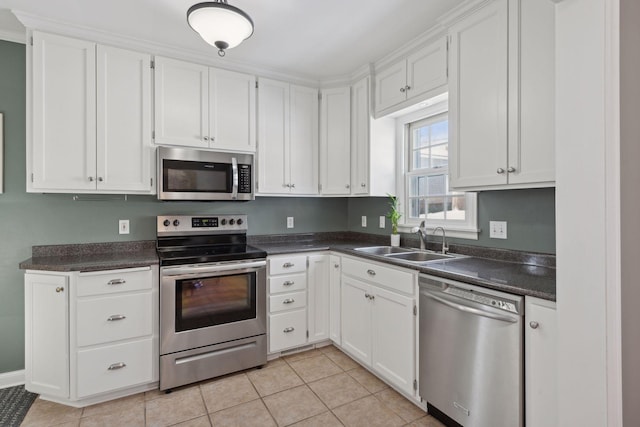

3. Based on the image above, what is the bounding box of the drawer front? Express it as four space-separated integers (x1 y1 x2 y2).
269 273 307 294
342 257 414 294
269 255 307 275
269 309 307 353
77 268 152 297
76 338 154 397
76 292 152 347
269 291 306 313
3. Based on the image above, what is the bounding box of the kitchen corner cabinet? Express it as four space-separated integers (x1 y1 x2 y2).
24 267 158 407
448 0 555 190
257 78 319 195
374 37 448 116
319 87 351 195
340 257 417 396
329 255 342 345
30 32 154 194
525 296 557 427
153 57 256 152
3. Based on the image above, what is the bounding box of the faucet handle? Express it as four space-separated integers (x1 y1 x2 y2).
410 226 420 233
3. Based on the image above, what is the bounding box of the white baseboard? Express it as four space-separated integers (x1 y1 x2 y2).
0 370 25 389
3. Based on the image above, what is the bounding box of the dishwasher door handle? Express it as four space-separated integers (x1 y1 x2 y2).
421 291 518 323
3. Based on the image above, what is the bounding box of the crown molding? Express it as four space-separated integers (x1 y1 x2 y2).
0 28 26 44
372 24 446 73
437 0 493 28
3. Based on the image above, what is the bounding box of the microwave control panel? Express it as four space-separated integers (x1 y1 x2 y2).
238 164 251 193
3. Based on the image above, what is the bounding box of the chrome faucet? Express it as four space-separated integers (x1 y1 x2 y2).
433 226 449 254
412 221 429 250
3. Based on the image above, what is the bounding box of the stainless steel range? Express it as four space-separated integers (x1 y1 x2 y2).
157 215 267 391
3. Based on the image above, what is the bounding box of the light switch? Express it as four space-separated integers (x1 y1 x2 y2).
489 221 507 239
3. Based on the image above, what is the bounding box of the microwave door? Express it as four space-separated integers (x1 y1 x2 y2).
231 157 238 200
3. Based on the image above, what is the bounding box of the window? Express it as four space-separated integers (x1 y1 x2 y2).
400 107 478 239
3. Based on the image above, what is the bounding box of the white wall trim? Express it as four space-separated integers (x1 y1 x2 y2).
0 28 26 44
0 370 25 389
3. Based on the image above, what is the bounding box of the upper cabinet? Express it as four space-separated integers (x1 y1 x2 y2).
30 32 154 194
374 37 448 117
320 87 351 195
257 78 319 195
448 0 555 190
154 57 256 152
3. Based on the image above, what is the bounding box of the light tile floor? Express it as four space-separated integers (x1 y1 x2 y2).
21 346 445 427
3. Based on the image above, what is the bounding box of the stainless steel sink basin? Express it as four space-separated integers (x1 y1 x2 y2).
354 246 414 255
385 251 454 262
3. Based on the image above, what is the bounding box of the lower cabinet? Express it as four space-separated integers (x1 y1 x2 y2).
24 266 158 406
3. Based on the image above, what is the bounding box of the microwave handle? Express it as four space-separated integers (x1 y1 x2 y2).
231 157 239 200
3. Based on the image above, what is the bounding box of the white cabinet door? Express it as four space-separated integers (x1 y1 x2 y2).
371 285 415 395
307 254 330 343
320 87 351 195
525 297 557 427
257 78 290 194
329 255 342 345
31 32 96 191
375 61 407 113
25 273 69 398
406 37 448 102
350 77 369 195
209 68 256 152
341 276 372 366
289 84 319 195
96 45 153 192
154 57 209 148
449 0 509 188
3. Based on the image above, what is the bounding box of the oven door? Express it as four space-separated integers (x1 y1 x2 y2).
160 259 266 355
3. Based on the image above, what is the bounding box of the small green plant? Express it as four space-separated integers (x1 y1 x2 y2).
386 194 402 235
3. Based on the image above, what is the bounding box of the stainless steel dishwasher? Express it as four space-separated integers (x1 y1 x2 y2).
418 274 523 427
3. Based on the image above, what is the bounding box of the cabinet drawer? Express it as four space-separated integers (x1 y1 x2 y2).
269 310 307 352
76 291 152 347
342 257 414 294
269 273 307 294
77 268 152 297
269 291 306 313
76 338 154 397
269 256 307 275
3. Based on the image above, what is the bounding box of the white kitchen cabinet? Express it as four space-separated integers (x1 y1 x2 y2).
448 0 555 190
258 78 319 195
340 256 417 396
154 57 256 152
307 254 330 342
30 32 154 194
24 267 158 406
374 37 448 116
525 296 557 427
320 87 351 195
329 254 342 345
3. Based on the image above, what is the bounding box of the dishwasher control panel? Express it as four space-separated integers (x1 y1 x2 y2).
444 285 519 314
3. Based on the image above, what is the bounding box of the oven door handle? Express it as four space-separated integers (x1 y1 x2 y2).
231 157 239 200
161 260 266 277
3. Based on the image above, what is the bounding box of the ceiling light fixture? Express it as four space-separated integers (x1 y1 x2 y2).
187 1 254 57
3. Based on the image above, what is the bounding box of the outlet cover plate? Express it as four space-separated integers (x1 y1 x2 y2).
379 216 385 228
489 221 507 239
286 217 294 229
361 216 367 227
119 219 130 235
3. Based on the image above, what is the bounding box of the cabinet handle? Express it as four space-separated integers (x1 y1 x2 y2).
496 168 505 174
107 315 126 321
364 293 370 299
88 176 94 182
400 87 406 93
283 184 290 188
97 177 103 182
529 321 539 329
282 298 295 304
370 295 375 300
107 279 126 285
55 287 64 293
361 183 366 187
334 264 340 268
507 166 516 173
367 269 376 276
282 280 295 286
282 262 294 268
291 183 296 188
405 85 411 91
203 136 209 141
107 362 127 370
283 327 295 333
345 184 350 189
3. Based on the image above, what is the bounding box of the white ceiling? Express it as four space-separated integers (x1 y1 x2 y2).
0 0 465 81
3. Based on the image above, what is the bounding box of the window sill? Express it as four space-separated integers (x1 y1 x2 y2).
397 224 479 240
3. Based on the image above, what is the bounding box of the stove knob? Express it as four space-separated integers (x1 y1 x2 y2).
229 219 235 225
237 218 243 225
173 219 180 227
163 219 170 227
221 219 227 226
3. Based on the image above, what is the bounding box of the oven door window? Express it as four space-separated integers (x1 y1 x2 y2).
175 272 256 332
163 159 232 193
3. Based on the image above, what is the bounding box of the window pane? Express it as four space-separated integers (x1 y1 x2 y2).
413 127 430 149
409 176 427 197
410 117 449 172
409 197 425 219
430 143 448 168
426 197 445 219
431 120 448 144
412 148 430 170
427 174 446 196
450 196 466 220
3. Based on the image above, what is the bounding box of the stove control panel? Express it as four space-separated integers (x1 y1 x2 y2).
157 215 248 235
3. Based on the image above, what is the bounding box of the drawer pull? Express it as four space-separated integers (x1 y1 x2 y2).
367 269 376 276
107 279 126 285
107 314 127 322
282 298 295 304
55 287 64 293
283 281 295 286
529 321 539 329
364 293 370 299
107 362 127 370
283 327 295 333
334 264 339 268
282 262 295 268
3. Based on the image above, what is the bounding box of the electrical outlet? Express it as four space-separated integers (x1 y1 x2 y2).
361 216 367 227
119 219 130 235
379 216 385 228
489 221 507 239
286 217 294 229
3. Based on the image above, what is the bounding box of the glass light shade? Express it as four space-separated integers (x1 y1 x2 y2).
187 2 254 50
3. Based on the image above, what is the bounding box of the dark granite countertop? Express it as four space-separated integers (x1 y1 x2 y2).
19 241 158 272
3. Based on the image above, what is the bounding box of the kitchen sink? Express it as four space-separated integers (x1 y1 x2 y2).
385 251 454 262
354 246 414 255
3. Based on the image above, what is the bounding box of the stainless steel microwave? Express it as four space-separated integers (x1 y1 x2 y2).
157 147 254 201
